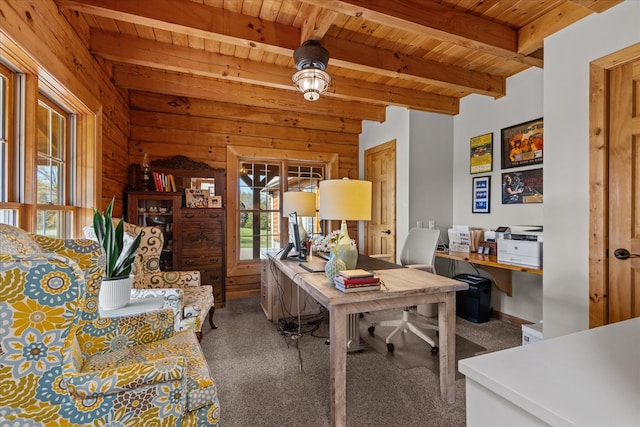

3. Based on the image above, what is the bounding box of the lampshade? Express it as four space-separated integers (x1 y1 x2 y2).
282 191 316 217
319 179 372 221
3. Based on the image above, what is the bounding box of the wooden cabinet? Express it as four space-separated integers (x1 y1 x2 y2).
126 192 182 271
127 156 227 307
178 208 226 307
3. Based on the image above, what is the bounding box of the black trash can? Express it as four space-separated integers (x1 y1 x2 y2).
454 274 492 323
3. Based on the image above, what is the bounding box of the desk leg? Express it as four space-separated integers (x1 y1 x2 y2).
329 305 347 427
438 292 457 404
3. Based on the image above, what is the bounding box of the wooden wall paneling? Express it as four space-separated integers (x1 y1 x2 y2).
129 125 358 159
129 110 358 145
226 274 262 300
128 91 363 134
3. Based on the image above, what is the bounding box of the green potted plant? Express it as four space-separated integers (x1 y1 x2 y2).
92 197 142 309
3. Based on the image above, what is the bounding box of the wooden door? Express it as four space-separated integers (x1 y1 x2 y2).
608 59 640 323
364 140 396 260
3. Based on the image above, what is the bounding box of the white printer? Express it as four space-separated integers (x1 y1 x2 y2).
496 226 543 268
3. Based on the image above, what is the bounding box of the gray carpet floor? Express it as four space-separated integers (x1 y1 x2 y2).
200 297 522 427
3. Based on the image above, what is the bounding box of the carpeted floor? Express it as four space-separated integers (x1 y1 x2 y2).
200 296 521 427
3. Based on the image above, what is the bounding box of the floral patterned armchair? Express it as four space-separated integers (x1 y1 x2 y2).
122 221 216 339
0 223 220 426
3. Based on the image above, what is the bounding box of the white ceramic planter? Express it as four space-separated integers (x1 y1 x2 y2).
99 276 133 310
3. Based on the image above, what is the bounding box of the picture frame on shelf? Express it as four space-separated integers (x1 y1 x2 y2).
472 176 491 214
185 188 207 208
209 195 222 208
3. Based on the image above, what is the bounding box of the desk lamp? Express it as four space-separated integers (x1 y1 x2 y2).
319 178 372 269
282 191 317 246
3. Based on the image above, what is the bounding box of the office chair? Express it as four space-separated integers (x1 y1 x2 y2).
367 227 441 354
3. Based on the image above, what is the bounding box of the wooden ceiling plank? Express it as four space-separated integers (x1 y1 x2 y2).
112 64 386 121
517 1 593 55
92 31 459 114
299 5 338 43
322 36 505 97
298 0 542 67
569 0 624 14
128 90 363 134
56 0 300 55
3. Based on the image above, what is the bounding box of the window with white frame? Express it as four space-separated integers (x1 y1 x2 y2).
36 96 73 238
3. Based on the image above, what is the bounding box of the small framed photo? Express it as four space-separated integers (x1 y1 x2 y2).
477 245 485 254
483 246 491 255
472 176 491 214
210 195 222 208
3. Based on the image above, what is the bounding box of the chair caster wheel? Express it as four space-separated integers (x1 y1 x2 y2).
431 346 439 356
368 326 375 335
387 343 395 353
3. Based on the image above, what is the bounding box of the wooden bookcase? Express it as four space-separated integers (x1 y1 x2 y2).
127 156 227 307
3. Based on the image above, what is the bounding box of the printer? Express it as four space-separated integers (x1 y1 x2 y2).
496 226 543 268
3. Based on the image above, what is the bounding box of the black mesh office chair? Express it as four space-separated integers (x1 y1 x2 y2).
367 227 441 354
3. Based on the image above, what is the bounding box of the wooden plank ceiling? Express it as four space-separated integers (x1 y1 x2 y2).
55 0 621 121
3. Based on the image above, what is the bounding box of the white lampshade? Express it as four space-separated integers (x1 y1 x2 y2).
319 179 372 220
282 191 316 217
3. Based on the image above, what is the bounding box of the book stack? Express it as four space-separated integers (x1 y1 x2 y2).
334 269 380 293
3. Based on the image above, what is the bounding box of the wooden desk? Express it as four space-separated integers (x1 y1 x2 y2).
266 253 468 426
435 250 542 297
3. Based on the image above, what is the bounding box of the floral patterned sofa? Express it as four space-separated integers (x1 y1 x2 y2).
0 223 220 426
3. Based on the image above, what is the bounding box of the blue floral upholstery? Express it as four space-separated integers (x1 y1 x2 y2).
0 223 220 426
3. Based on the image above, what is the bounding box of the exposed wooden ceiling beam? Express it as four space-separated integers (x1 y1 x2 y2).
300 5 338 43
298 0 544 68
92 30 460 114
62 0 503 100
112 64 387 122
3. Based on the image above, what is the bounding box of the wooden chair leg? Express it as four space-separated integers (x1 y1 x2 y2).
208 307 218 329
196 331 202 342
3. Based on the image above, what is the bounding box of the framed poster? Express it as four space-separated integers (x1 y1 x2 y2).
501 118 543 169
472 176 491 213
470 132 493 174
501 168 543 204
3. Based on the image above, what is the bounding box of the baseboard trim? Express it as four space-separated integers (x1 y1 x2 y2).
491 309 532 327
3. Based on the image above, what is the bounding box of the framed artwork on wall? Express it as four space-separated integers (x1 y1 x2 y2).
501 118 543 169
470 132 493 174
472 176 491 213
501 168 543 204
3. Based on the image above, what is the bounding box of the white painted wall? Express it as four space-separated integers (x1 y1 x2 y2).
453 68 544 324
360 107 411 257
360 108 453 263
543 1 640 338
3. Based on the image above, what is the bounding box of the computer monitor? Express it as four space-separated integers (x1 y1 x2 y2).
280 212 305 260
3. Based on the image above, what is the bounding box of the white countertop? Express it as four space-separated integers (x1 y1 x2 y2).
458 317 640 426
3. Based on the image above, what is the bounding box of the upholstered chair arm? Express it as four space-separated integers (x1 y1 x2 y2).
131 288 184 331
65 356 187 398
77 309 175 357
143 270 201 288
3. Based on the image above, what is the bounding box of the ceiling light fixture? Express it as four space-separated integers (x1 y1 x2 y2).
292 40 331 101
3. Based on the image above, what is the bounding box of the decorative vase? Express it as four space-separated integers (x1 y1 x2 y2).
335 222 358 269
325 252 346 284
99 276 133 310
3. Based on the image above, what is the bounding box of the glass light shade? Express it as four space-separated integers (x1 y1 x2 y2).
292 68 331 101
282 191 316 217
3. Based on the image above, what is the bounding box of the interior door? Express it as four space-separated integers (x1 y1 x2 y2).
608 59 640 323
364 140 396 261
